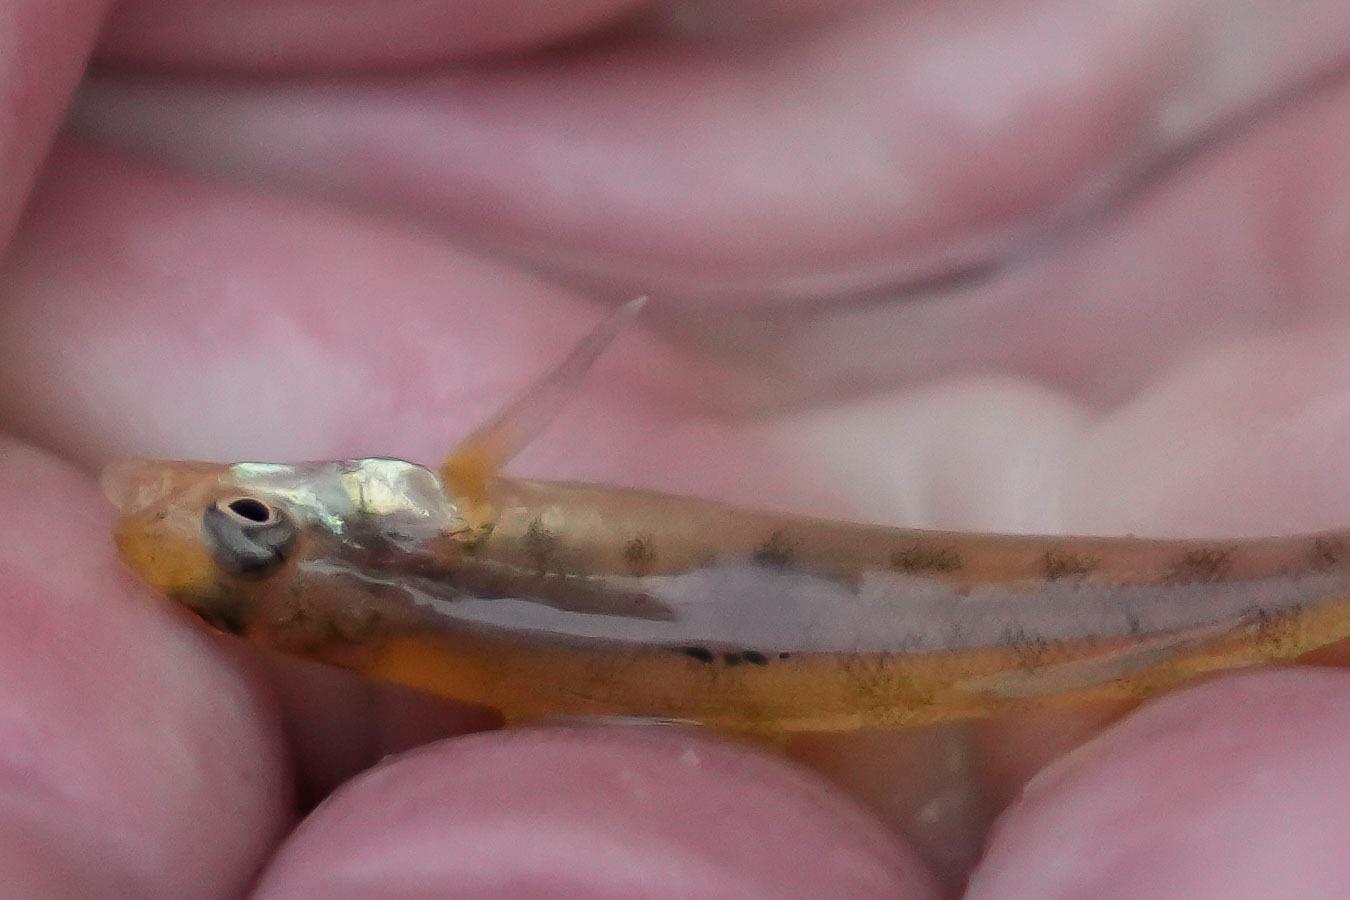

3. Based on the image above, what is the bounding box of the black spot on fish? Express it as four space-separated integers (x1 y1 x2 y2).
1170 547 1233 583
753 531 796 568
523 517 560 572
778 652 792 660
460 522 495 554
742 650 769 666
890 545 963 573
1041 549 1098 580
841 654 935 711
1241 604 1304 655
723 652 745 666
623 534 657 576
680 646 715 664
1003 625 1052 672
1310 537 1346 570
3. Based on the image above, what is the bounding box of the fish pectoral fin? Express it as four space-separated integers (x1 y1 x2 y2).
441 297 648 509
958 621 1236 700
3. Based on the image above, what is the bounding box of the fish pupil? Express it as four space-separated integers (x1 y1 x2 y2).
226 497 272 524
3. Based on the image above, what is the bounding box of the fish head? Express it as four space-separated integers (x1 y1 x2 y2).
102 456 464 636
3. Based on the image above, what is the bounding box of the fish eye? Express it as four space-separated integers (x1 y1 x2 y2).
203 496 297 577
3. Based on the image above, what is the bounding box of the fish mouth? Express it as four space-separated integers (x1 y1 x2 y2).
100 458 231 514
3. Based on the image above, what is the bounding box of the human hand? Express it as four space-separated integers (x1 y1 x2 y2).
3 1 1350 896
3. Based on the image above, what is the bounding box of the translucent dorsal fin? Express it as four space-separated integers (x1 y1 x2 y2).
442 296 647 513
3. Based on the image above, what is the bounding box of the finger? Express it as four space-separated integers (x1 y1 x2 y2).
96 0 645 72
0 143 726 492
681 72 1350 411
968 670 1350 896
0 0 110 246
0 438 291 896
253 727 939 898
71 0 1350 310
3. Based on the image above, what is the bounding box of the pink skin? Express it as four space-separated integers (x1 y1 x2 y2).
2 1 1350 895
94 0 648 72
255 727 930 898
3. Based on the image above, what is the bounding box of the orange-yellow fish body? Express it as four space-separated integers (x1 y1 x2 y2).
104 300 1350 733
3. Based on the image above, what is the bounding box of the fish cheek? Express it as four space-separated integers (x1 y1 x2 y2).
113 514 262 636
113 512 219 601
110 501 285 639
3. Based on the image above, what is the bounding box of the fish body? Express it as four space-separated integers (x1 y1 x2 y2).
104 301 1350 733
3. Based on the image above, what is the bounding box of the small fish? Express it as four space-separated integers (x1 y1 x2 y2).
104 298 1350 734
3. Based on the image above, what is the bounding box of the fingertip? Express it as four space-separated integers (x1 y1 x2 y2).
969 670 1350 897
257 726 939 898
